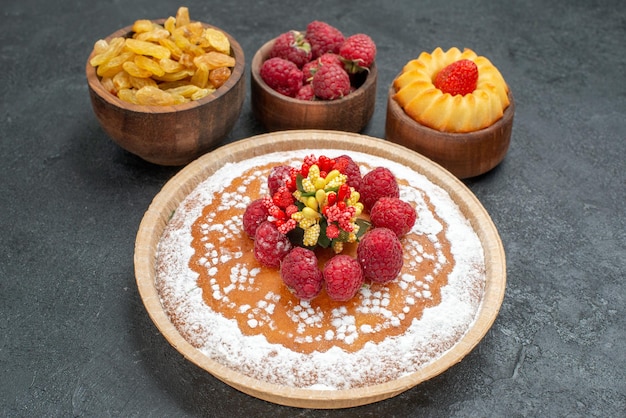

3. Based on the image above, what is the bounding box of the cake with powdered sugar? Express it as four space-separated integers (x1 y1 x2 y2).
155 148 486 389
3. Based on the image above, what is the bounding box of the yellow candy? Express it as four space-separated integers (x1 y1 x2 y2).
305 196 318 210
301 178 316 193
314 177 326 190
315 189 326 206
303 224 321 247
324 169 341 184
301 207 319 220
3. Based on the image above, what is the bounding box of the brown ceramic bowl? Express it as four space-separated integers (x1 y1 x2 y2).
86 20 245 166
385 84 515 179
250 38 377 133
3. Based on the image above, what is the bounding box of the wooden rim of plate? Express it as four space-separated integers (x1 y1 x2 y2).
134 130 506 409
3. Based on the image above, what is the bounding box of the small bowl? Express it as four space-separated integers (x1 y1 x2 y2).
250 38 377 133
385 84 515 179
86 20 246 166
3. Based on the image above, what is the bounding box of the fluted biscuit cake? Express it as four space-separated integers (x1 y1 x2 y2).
155 148 486 389
393 47 510 133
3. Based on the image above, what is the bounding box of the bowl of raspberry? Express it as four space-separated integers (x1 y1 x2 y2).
86 7 246 166
250 21 377 133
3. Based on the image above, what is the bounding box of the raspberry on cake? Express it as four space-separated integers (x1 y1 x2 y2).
357 227 404 283
253 220 292 267
370 197 417 237
281 247 324 300
323 255 364 302
242 198 269 238
359 166 400 210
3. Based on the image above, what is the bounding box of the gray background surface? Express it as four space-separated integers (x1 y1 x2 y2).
1 0 624 416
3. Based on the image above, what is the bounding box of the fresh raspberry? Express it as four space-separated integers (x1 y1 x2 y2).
312 63 351 100
253 221 293 268
332 154 362 191
301 61 317 84
268 165 295 195
269 30 312 69
338 33 377 74
295 83 315 101
370 197 416 237
305 21 345 59
433 59 478 96
323 255 364 301
260 57 303 98
302 53 344 83
280 247 323 300
243 198 269 238
357 227 403 283
359 167 400 210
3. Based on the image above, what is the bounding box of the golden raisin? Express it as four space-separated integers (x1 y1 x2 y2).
122 60 152 78
203 28 230 54
208 66 231 88
194 51 235 70
135 86 186 106
191 62 209 88
175 7 190 28
125 39 171 59
90 7 236 106
134 55 165 77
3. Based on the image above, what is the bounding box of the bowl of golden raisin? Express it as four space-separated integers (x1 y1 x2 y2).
86 7 245 166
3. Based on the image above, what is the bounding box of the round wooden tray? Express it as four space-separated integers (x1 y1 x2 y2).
134 130 506 409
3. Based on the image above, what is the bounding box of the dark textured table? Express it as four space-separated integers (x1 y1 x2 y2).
2 1 625 416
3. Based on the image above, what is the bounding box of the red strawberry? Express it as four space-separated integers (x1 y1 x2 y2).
305 21 345 59
338 33 376 74
323 255 364 301
312 62 351 100
332 154 362 191
268 165 295 195
433 59 478 96
357 227 403 283
243 198 269 238
280 247 323 300
359 167 400 210
260 57 303 97
253 221 293 268
370 197 416 237
269 30 312 69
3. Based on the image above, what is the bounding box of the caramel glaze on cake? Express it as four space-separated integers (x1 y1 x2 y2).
393 47 510 133
155 149 486 389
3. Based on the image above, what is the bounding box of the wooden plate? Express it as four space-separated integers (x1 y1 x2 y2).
134 130 506 408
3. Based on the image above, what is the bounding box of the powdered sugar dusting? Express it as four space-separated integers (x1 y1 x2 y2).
155 149 485 389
